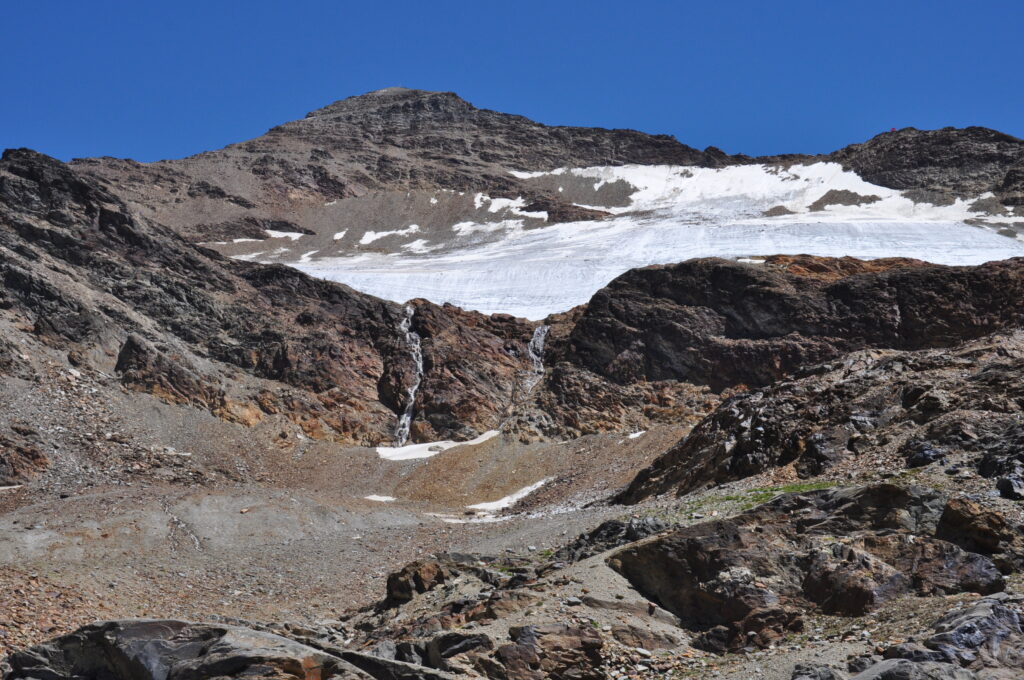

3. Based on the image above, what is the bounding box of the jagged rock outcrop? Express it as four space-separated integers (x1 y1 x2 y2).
825 126 1024 204
608 484 1021 653
616 330 1024 503
493 624 604 680
552 516 670 563
821 594 1024 679
3 620 374 679
567 256 1024 392
0 424 47 486
385 560 452 606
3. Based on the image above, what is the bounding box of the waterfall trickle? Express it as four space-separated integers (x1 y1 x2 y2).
523 324 550 393
393 304 423 446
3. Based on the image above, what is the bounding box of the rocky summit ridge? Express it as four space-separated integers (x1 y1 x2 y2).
2 91 1024 680
69 88 1024 249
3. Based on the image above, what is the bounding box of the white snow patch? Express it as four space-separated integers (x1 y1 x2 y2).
430 196 439 205
466 478 551 512
364 495 396 502
299 250 319 263
402 239 440 254
232 238 262 243
376 430 500 461
736 258 766 264
360 224 421 245
430 513 514 525
0 485 23 492
265 230 306 240
628 430 646 439
473 194 547 220
333 230 348 241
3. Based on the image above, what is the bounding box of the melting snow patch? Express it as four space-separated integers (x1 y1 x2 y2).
466 478 551 512
364 495 396 502
472 194 547 220
403 239 440 254
299 250 319 263
429 513 513 525
430 196 439 205
360 224 420 245
376 430 500 461
333 230 348 241
265 230 305 240
0 485 23 492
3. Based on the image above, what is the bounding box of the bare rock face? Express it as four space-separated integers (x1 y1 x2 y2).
0 148 556 448
114 333 227 410
568 256 1024 392
616 330 1024 503
825 126 1024 203
608 484 1018 653
4 619 374 679
0 424 47 486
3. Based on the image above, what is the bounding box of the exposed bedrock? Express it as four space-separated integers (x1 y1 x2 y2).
608 483 1023 653
567 256 1024 391
616 329 1024 503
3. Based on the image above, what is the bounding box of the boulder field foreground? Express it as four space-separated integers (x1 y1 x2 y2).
3 90 1024 680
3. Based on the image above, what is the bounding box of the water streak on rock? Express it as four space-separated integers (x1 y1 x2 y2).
394 304 423 445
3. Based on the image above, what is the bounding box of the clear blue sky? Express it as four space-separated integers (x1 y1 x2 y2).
2 1 1021 161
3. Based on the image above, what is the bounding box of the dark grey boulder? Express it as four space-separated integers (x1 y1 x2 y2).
4 619 373 680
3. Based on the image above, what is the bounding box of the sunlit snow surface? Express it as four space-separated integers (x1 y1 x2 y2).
291 163 1024 319
465 478 551 512
375 430 500 461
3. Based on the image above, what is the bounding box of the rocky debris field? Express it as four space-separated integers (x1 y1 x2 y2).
5 481 1023 679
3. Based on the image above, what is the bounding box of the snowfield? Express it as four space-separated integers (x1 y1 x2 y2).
286 163 1024 319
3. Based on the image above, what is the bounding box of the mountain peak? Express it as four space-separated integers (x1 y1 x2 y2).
305 87 472 119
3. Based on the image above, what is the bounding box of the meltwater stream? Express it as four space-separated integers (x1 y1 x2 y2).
393 304 424 446
523 324 550 394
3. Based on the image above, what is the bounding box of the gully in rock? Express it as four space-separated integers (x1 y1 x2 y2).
393 304 424 446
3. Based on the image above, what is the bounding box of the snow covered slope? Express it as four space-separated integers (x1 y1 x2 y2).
278 163 1024 319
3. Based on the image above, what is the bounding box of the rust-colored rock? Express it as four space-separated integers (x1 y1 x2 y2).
496 624 604 680
386 560 452 605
